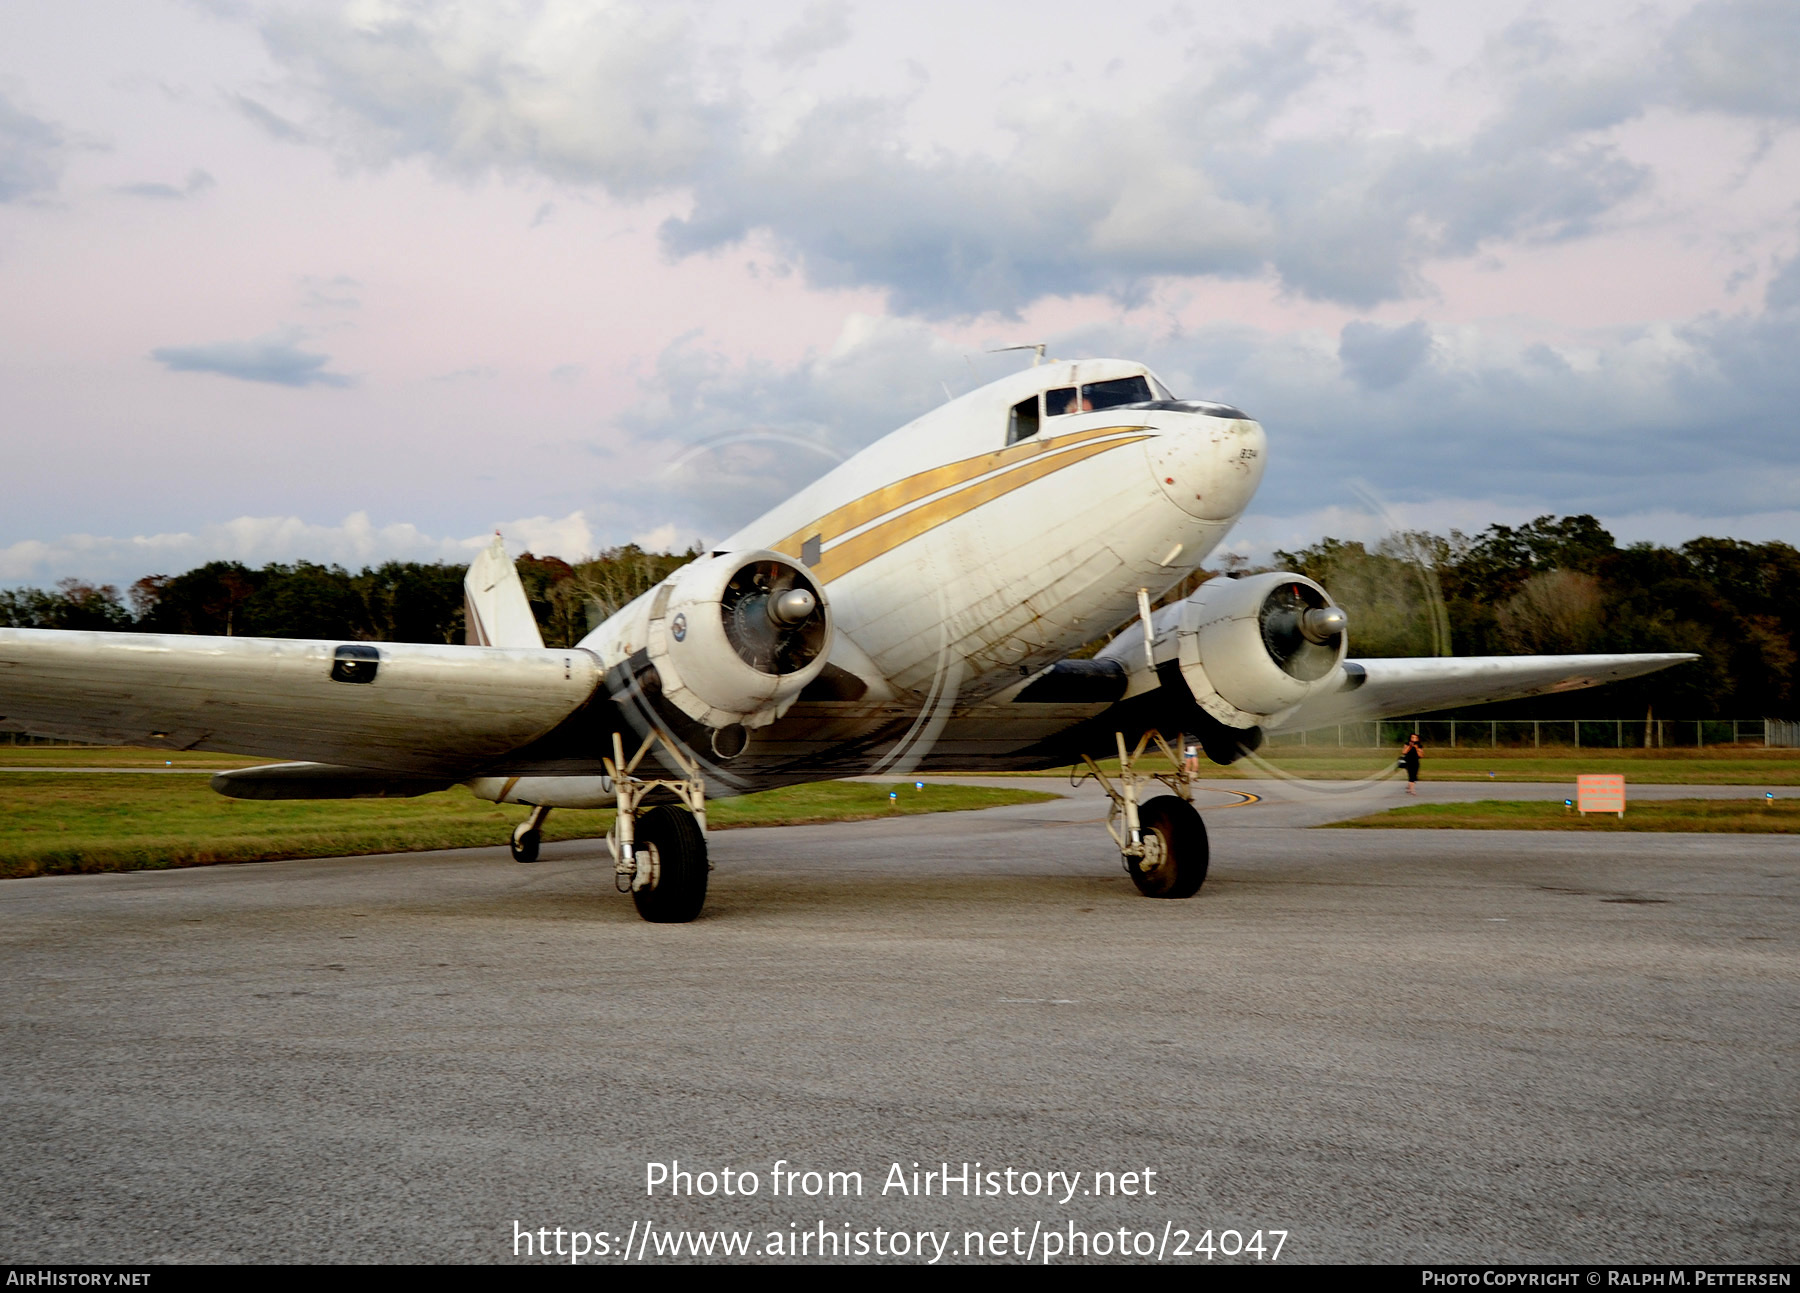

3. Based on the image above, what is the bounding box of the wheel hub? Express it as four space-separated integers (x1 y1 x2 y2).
632 839 661 892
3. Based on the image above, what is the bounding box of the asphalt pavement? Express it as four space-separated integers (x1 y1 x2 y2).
0 778 1793 1264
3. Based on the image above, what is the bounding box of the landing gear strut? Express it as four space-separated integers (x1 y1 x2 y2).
604 730 710 923
1080 731 1210 899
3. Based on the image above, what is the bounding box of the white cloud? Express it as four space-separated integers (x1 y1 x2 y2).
230 1 1781 314
605 313 976 539
0 510 605 587
150 331 354 387
768 0 851 70
1338 319 1433 389
631 522 696 552
611 298 1800 531
0 89 66 203
491 511 595 559
1667 0 1800 119
250 0 725 195
116 168 215 200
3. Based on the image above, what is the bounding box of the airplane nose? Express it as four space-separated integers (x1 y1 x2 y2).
1144 415 1266 521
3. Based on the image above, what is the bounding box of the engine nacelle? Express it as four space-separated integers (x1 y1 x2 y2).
644 549 832 729
1173 572 1347 729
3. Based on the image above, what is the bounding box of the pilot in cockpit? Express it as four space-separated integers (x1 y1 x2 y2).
1010 375 1154 444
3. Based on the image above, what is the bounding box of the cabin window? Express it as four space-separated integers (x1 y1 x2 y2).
1080 376 1153 410
1044 387 1078 416
1007 396 1040 444
330 644 380 684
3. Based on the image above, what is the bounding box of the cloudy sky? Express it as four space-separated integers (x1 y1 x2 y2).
2 0 1797 585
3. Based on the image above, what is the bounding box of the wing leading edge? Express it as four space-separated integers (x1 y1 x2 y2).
1268 653 1700 734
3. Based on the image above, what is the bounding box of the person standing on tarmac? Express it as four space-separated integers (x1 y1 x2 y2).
1399 733 1423 794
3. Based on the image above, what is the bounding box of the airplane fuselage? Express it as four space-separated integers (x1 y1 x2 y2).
581 358 1266 703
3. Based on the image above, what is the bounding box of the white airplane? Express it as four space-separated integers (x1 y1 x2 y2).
0 357 1693 921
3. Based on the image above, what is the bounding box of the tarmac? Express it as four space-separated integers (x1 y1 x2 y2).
0 775 1794 1265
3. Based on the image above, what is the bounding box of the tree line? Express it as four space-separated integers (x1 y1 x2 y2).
2 517 1793 718
0 545 697 651
1269 515 1797 720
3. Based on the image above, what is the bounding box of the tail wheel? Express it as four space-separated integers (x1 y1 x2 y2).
631 804 710 923
1127 795 1209 899
511 805 550 864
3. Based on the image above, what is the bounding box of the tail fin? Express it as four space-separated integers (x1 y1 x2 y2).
463 534 544 648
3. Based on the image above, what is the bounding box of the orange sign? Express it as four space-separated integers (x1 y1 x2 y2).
1576 774 1626 817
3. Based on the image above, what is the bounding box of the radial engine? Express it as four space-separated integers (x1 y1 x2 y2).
1097 571 1349 763
639 549 833 730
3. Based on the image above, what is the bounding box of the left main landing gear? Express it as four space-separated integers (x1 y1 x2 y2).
628 804 709 923
1081 731 1210 899
604 730 711 924
1128 795 1209 898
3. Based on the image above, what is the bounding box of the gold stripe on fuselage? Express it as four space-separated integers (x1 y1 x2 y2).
773 426 1151 583
810 437 1149 583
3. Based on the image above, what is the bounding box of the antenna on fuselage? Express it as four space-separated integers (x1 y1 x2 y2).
989 343 1050 367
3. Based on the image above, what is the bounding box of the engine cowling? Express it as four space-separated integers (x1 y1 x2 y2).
1173 572 1347 729
644 549 832 729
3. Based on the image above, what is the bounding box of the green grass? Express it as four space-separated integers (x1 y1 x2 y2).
1006 745 1800 785
12 741 1799 782
0 773 1055 879
1241 747 1800 784
0 747 280 769
1326 797 1800 832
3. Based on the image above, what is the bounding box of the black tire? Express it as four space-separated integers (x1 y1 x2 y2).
509 825 541 864
631 804 710 923
1126 795 1209 899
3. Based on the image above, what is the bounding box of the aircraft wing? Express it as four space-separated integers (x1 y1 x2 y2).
0 629 599 775
1266 653 1699 734
0 626 1702 782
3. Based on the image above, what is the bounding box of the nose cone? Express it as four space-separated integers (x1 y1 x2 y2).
769 587 818 626
1144 415 1266 521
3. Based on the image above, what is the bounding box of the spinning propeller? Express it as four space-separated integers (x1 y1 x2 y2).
721 560 828 675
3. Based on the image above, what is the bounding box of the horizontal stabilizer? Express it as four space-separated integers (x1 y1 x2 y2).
212 763 454 800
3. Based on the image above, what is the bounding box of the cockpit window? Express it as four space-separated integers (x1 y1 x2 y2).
1007 396 1040 445
1081 376 1153 410
1044 376 1156 417
1147 374 1173 400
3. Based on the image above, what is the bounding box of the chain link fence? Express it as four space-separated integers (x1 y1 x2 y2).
0 732 113 747
8 721 1799 751
1270 719 1792 749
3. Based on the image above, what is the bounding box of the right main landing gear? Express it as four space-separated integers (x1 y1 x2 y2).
1081 731 1210 899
